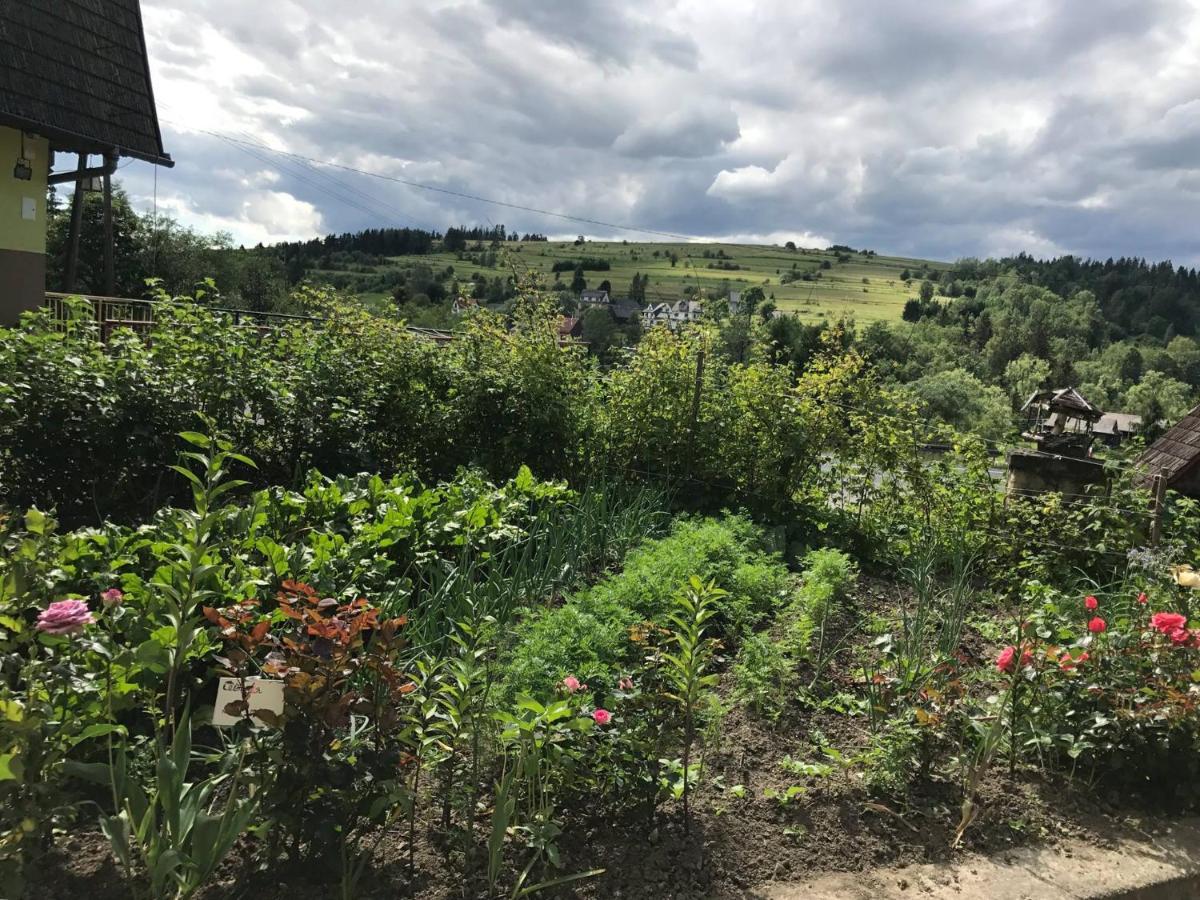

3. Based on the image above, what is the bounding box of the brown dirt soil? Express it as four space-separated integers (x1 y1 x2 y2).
24 576 1180 900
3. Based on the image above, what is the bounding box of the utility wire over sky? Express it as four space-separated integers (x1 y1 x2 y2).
160 119 700 241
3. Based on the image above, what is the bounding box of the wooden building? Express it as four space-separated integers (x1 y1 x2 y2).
1008 387 1107 496
1136 402 1200 498
0 0 172 323
1019 387 1103 457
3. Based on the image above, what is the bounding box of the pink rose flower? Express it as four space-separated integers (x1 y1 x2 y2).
995 646 1016 673
592 708 612 726
561 675 581 694
1084 595 1098 611
36 599 95 635
1060 650 1089 671
1151 612 1188 635
100 588 124 608
1169 627 1192 645
618 676 634 691
1137 592 1148 605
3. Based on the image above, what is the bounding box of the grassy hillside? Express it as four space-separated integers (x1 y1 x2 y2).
315 240 947 324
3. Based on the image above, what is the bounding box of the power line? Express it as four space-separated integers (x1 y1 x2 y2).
230 129 404 226
211 133 415 230
233 128 443 234
169 123 699 241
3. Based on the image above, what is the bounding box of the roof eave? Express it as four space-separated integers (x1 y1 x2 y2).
132 0 172 169
0 111 174 168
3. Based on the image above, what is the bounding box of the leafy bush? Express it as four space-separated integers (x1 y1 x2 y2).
502 515 790 700
582 515 789 632
1005 583 1200 805
0 294 591 526
731 547 856 720
862 715 925 797
784 548 857 649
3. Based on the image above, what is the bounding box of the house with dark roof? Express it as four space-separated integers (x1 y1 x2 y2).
611 298 641 322
557 315 582 338
1137 402 1200 497
0 0 172 322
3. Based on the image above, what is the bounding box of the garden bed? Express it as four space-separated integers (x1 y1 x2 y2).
25 573 1195 900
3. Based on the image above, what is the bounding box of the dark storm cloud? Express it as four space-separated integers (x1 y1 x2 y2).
135 0 1200 264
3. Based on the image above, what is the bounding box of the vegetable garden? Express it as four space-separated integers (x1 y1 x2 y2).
3 289 1200 898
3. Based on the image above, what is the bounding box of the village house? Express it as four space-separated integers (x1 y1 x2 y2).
451 296 479 315
0 0 173 323
557 315 582 339
578 287 641 325
578 289 610 308
611 298 642 323
642 298 704 331
1070 411 1143 447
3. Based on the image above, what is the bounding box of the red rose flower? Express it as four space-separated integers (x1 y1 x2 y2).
1087 617 1107 634
1084 595 1098 611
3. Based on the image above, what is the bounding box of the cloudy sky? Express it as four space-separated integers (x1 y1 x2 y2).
121 0 1200 264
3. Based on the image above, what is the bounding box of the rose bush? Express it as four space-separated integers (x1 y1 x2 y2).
1002 584 1200 804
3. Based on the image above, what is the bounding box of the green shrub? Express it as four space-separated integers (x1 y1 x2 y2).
583 515 790 633
501 515 790 700
862 715 925 797
499 598 638 701
0 294 592 526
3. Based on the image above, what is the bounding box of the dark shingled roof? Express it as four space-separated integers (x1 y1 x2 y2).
1137 402 1200 485
0 0 172 166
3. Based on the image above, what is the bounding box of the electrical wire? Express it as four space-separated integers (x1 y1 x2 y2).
164 123 699 241
212 133 417 231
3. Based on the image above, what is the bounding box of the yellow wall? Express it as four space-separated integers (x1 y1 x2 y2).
0 125 50 255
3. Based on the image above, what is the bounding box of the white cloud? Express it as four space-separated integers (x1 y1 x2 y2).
153 189 323 245
984 227 1070 260
121 0 1200 265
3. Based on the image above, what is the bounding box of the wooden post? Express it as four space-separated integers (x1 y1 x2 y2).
1150 472 1167 547
64 153 88 292
686 345 705 460
102 170 115 296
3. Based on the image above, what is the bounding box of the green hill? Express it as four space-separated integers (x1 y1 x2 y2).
314 239 947 324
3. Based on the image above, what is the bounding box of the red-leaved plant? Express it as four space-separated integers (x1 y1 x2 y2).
203 581 415 885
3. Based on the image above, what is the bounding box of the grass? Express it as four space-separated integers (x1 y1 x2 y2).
324 240 948 325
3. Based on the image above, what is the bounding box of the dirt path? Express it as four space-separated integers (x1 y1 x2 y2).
756 817 1200 899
